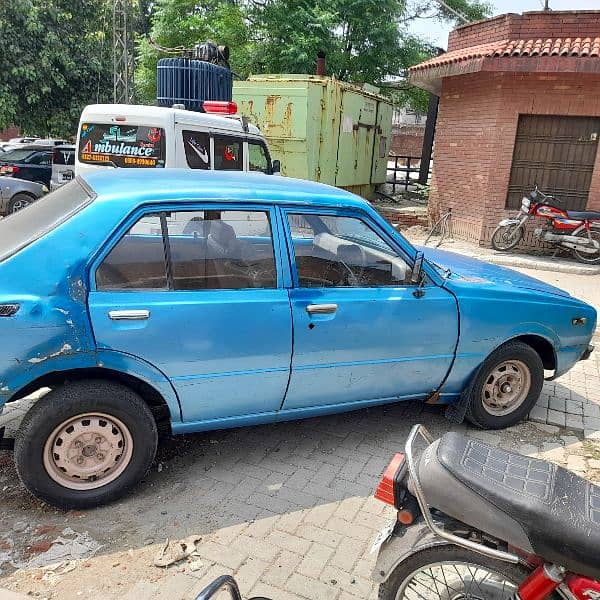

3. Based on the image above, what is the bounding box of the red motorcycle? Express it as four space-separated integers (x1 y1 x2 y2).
372 424 600 600
491 187 600 264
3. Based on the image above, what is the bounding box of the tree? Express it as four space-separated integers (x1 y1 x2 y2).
136 0 491 109
0 0 113 137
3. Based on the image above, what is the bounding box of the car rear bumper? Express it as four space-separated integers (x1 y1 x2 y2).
580 344 594 361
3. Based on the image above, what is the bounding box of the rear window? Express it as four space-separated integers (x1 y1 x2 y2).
0 179 93 262
0 148 37 162
78 123 166 168
53 147 75 165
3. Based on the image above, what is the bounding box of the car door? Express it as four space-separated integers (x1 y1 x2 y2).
23 151 52 185
88 204 292 423
280 208 459 410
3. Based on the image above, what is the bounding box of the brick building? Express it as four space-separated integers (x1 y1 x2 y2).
409 11 600 246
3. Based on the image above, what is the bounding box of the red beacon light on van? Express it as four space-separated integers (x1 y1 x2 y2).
202 101 238 115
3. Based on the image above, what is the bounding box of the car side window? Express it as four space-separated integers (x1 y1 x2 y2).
96 214 167 290
168 210 276 290
182 130 211 170
248 141 270 173
287 213 410 288
213 135 243 171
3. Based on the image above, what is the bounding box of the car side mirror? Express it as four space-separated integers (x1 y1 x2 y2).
271 159 281 175
411 251 425 285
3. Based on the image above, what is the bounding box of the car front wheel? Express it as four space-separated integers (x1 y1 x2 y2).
9 193 33 214
466 341 544 429
14 380 158 509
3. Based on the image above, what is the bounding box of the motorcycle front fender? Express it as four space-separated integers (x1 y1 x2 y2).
372 521 448 584
498 218 522 227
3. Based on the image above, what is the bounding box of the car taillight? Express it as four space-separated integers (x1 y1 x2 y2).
202 101 238 115
374 453 407 507
0 165 19 175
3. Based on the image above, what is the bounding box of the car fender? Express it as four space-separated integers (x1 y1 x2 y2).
373 522 448 584
95 349 182 424
498 218 522 227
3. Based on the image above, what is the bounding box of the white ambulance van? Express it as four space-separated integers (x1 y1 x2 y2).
75 102 279 176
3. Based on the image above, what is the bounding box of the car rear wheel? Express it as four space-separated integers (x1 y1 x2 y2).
466 341 544 429
8 193 33 214
14 380 158 509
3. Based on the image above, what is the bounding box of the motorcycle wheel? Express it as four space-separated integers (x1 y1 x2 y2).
572 224 600 264
378 545 561 600
491 224 523 251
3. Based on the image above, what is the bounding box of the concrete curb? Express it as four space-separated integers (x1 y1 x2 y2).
476 253 600 276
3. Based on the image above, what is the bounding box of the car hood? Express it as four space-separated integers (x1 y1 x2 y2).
420 246 571 298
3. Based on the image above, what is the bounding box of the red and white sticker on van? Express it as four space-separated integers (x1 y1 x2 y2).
78 123 166 168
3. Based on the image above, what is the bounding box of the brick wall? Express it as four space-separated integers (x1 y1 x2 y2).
390 125 424 157
0 126 20 141
449 11 600 52
429 71 600 247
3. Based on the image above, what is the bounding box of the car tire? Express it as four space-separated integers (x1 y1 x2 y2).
14 379 158 509
465 341 544 429
8 193 34 214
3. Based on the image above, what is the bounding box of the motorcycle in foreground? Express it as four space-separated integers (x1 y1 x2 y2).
491 187 600 264
372 424 600 600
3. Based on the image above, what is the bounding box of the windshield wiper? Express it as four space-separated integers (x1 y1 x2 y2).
426 259 452 279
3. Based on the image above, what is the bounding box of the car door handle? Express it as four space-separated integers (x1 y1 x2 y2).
306 304 338 315
108 310 150 321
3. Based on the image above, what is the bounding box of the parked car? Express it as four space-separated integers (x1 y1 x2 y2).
50 144 75 190
0 145 53 186
0 176 47 215
0 170 595 509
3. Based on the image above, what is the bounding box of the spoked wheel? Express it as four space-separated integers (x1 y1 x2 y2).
379 546 560 600
8 193 33 214
490 225 523 251
572 225 600 264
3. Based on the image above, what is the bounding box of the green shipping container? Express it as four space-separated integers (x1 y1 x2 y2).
233 75 393 199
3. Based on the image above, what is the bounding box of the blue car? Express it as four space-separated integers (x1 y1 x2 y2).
0 170 595 508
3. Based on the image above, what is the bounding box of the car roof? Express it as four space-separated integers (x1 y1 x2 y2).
80 169 367 209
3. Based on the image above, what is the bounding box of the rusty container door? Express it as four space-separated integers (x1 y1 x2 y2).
507 115 600 210
334 86 377 188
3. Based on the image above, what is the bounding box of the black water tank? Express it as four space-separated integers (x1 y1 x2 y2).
156 58 233 111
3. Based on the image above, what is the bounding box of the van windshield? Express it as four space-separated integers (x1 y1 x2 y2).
78 123 166 168
0 179 93 262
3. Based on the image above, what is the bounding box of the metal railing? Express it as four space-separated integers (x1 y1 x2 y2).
386 155 431 194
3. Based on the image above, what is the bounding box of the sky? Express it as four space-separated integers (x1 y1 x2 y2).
410 0 600 48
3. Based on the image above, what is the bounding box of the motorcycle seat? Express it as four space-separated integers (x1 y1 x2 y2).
566 210 600 220
418 432 600 580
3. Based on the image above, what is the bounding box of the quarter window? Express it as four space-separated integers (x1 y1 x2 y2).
287 213 410 288
213 135 242 171
182 130 211 169
96 214 167 290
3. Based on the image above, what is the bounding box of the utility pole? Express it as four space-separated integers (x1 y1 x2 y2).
113 0 135 104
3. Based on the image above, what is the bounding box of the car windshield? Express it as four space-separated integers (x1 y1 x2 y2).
0 148 37 162
0 179 93 262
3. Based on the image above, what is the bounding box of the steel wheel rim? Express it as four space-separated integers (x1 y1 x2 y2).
395 560 519 599
493 227 520 250
575 228 600 262
43 412 134 490
11 198 30 213
481 359 531 416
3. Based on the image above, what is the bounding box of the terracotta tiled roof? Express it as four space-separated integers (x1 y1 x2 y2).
410 37 600 72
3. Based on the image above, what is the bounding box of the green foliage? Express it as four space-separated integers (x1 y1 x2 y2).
0 0 113 136
137 0 493 110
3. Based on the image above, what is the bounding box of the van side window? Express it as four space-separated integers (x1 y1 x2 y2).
248 141 270 174
214 135 243 171
182 131 211 170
